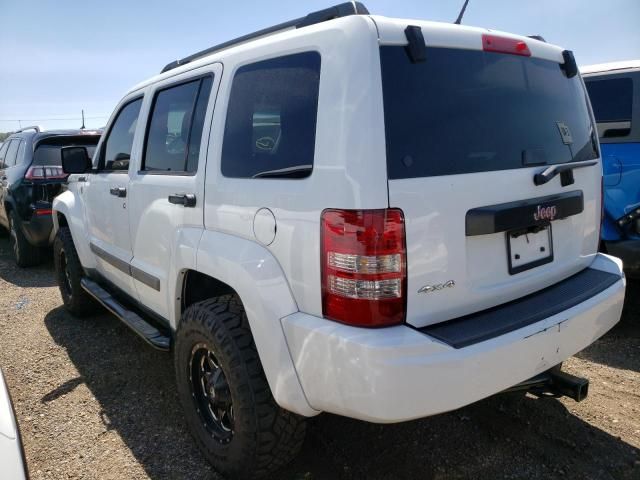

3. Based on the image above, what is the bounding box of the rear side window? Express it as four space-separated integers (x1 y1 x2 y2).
585 77 633 138
381 46 598 179
101 98 143 171
143 76 213 173
221 52 321 179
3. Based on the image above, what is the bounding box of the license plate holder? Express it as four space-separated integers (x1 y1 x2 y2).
507 225 553 275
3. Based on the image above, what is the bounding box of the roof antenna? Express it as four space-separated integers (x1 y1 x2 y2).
81 109 85 130
454 0 470 24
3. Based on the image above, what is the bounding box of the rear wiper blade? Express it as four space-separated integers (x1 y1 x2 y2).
533 159 598 186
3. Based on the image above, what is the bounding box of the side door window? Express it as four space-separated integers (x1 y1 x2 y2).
0 142 10 169
143 76 213 174
585 77 633 139
99 98 143 172
4 140 21 168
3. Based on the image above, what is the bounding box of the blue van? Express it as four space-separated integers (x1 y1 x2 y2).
582 61 640 276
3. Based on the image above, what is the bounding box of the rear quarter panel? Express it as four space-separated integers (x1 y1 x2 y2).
202 16 389 317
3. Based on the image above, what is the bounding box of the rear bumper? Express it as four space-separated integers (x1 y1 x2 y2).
604 240 640 278
281 254 625 423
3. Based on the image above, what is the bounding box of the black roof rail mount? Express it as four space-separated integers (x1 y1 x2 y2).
161 2 370 73
404 25 426 63
561 50 578 78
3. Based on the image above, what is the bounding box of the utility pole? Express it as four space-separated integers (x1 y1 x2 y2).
81 110 85 129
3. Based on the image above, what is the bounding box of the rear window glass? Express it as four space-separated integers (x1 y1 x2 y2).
221 52 320 179
381 46 598 179
33 144 97 166
585 77 633 123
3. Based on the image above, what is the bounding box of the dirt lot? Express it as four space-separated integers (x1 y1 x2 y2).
0 237 638 480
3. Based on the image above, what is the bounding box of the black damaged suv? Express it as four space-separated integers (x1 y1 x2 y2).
0 127 101 266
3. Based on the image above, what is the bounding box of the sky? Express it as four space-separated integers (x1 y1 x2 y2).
1 0 639 132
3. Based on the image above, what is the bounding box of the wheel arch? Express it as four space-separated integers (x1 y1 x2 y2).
175 230 318 417
52 189 95 270
3 195 16 216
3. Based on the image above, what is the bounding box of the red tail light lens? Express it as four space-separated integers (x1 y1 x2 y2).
482 34 531 57
34 209 53 216
321 209 406 327
25 166 68 180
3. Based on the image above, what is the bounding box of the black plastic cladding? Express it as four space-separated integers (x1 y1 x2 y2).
404 26 426 63
561 50 578 78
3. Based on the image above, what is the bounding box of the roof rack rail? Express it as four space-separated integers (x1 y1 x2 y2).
160 2 370 73
15 125 41 133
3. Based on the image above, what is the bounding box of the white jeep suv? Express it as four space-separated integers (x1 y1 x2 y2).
52 3 625 478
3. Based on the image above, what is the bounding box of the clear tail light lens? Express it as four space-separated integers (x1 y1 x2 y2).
321 208 406 327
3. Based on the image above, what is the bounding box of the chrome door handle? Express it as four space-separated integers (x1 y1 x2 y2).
109 186 126 197
168 193 196 207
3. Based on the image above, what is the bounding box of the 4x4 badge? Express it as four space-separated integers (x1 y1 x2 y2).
418 280 455 294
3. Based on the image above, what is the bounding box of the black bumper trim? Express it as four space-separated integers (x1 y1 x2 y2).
417 267 621 349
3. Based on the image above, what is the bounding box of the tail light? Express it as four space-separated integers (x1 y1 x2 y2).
34 208 53 216
25 165 68 180
321 209 406 327
482 34 531 57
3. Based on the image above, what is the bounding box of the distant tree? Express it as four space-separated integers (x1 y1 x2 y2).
0 132 11 142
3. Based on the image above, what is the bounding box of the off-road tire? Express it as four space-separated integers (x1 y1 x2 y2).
175 295 306 479
53 227 98 316
9 210 43 267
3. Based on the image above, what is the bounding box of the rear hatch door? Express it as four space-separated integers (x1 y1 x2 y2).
380 36 602 328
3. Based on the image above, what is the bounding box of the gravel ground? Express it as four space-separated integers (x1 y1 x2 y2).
0 236 638 480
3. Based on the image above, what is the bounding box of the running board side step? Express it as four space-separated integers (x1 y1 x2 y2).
81 277 171 351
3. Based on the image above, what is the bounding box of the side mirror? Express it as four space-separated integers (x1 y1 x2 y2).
61 146 92 174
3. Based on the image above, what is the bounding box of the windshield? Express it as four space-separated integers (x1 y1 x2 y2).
380 46 599 179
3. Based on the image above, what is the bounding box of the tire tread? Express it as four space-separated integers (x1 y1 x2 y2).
176 295 306 479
